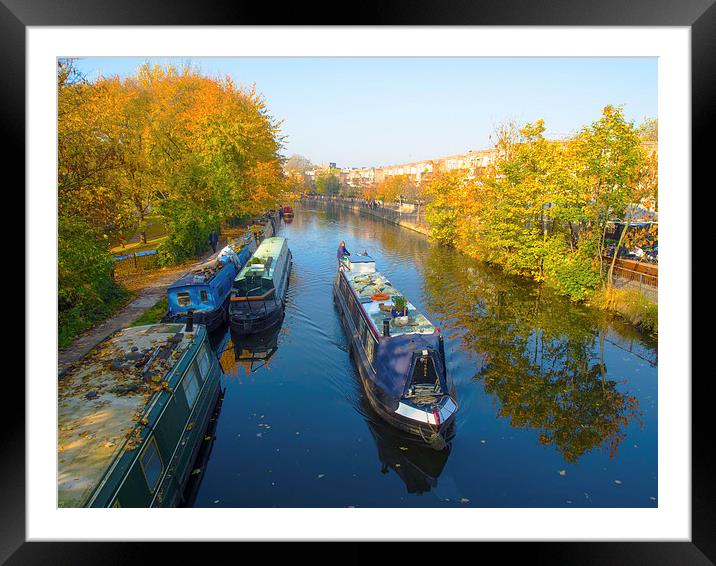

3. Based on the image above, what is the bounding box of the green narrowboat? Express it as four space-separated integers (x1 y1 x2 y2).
58 321 223 507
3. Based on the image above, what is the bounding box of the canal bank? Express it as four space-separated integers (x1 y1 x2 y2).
301 196 431 237
301 197 657 337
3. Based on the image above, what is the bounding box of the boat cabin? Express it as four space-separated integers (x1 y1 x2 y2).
58 322 223 507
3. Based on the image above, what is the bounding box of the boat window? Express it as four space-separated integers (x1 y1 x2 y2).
197 344 211 379
358 317 367 347
139 436 164 494
365 333 375 365
200 290 209 303
177 292 191 307
183 365 201 408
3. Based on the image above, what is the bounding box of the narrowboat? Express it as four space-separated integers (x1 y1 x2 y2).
228 236 292 335
281 205 294 218
162 234 256 331
333 253 457 449
249 215 276 242
58 319 223 507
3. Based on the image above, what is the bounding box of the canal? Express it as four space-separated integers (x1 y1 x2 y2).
194 203 658 508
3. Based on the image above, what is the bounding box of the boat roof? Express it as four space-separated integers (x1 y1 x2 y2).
342 257 436 338
168 257 230 289
235 236 287 281
58 323 201 507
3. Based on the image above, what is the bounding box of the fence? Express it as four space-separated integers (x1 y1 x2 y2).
604 259 658 303
112 249 160 277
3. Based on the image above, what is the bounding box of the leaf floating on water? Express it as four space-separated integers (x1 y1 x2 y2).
614 480 622 484
559 470 566 476
399 447 409 451
317 474 325 479
256 433 262 438
650 497 657 501
460 498 470 504
214 500 220 504
480 440 486 444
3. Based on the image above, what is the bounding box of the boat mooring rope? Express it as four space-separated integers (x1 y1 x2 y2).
418 423 447 451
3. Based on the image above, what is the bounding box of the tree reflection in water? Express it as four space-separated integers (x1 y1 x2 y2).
421 247 644 463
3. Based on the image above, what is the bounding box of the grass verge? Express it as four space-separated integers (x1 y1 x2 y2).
590 286 658 336
129 297 168 327
58 288 136 350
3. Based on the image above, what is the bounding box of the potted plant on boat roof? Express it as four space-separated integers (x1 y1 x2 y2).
391 295 408 318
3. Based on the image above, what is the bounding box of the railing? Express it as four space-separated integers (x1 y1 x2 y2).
112 249 159 277
611 265 658 288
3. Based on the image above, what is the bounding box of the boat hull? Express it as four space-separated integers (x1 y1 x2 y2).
162 302 227 332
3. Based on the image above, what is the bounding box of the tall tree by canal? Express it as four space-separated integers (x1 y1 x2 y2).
58 60 289 347
421 107 657 309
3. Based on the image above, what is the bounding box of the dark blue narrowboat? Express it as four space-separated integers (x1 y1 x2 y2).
58 321 223 507
228 236 292 335
163 233 257 331
333 253 458 449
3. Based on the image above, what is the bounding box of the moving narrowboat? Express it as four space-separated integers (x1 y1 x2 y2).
228 236 292 335
333 253 458 449
58 320 223 507
162 233 257 331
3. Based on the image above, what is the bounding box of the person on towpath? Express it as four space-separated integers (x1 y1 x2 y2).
337 240 351 271
209 230 219 253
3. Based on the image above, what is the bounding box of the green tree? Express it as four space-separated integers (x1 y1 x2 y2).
315 168 340 196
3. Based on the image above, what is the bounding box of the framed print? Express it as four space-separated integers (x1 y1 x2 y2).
5 0 708 563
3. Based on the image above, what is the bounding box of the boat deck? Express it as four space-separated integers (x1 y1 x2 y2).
344 268 435 338
58 324 198 507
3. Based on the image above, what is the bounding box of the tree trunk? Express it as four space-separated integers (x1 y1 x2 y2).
607 216 631 287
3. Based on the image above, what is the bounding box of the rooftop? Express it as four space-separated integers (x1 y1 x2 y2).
236 236 286 281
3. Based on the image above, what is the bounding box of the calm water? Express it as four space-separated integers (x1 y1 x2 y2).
194 204 658 508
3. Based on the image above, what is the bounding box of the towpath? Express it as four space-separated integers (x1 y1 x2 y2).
58 241 226 371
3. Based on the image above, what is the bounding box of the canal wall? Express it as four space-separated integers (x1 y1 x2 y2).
300 196 431 237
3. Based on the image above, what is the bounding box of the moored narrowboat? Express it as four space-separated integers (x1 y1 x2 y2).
228 236 292 335
281 205 294 218
58 320 223 507
333 253 458 449
162 234 256 331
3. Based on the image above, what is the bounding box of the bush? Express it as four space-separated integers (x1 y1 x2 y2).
58 216 131 348
157 200 217 265
543 237 602 301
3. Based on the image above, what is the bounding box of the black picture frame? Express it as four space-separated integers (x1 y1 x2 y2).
5 1 706 563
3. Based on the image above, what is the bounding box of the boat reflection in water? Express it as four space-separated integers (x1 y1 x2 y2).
219 319 284 376
359 396 452 495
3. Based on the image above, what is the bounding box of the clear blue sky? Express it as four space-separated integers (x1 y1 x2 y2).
73 57 657 169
